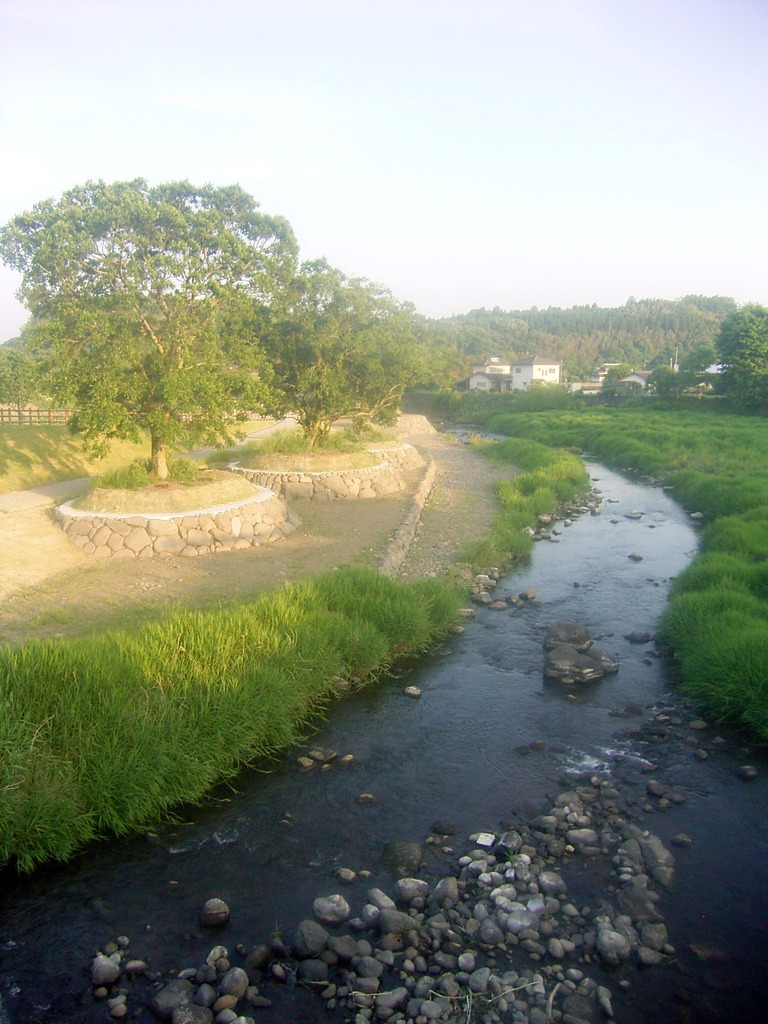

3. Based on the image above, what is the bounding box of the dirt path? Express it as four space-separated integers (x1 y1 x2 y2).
0 417 516 643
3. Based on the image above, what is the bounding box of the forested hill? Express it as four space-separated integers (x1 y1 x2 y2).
424 295 736 379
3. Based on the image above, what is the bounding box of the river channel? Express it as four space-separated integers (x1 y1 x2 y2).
1 463 767 1024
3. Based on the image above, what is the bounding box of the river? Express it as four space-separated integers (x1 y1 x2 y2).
1 463 767 1023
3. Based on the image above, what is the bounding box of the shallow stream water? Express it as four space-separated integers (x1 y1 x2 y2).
1 463 767 1023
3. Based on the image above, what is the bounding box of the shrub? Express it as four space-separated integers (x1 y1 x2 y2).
95 456 199 490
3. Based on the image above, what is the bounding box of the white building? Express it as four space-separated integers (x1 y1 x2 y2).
510 356 562 390
460 355 562 392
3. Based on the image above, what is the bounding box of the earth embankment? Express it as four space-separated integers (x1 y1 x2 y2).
0 417 516 643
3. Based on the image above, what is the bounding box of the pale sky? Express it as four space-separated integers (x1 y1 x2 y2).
1 0 767 341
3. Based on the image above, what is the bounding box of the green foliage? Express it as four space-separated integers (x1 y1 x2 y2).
717 303 768 409
405 386 577 427
95 456 199 490
648 365 685 399
461 438 589 572
421 295 736 380
699 511 768 561
0 179 298 478
601 363 634 387
670 552 768 602
207 425 391 469
0 345 41 407
264 259 421 445
0 566 464 872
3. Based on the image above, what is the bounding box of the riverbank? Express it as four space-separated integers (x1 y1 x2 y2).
2 424 767 1024
5 464 763 1024
0 417 518 639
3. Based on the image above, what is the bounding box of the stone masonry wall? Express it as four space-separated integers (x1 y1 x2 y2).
229 444 424 502
55 488 300 559
378 459 436 575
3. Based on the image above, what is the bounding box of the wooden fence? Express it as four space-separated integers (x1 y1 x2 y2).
0 406 75 426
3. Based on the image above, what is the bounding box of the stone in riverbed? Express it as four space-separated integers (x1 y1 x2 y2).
543 621 593 651
597 926 632 966
307 746 337 763
170 1006 213 1024
91 954 121 986
544 646 607 684
566 827 600 849
293 919 330 958
477 918 505 945
313 894 351 924
297 959 329 983
378 908 417 934
640 834 675 887
382 840 422 876
218 966 247 999
624 630 652 644
150 978 195 1021
199 898 230 928
394 877 430 903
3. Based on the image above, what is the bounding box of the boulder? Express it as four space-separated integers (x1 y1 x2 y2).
382 841 422 876
150 979 195 1021
199 898 230 928
543 621 594 651
293 919 329 959
544 645 607 684
313 894 351 924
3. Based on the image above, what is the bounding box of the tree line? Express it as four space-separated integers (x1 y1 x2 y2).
2 179 767 481
423 296 737 380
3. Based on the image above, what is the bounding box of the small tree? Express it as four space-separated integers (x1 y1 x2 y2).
648 365 685 399
717 304 768 410
601 363 634 388
0 179 297 477
266 260 420 445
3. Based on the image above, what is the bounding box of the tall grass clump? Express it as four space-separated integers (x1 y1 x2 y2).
207 425 391 469
462 438 589 572
95 456 199 490
0 567 463 873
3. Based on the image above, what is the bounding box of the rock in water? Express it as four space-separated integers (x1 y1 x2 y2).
543 621 594 651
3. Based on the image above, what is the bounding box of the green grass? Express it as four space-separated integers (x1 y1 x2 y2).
0 566 464 873
95 455 199 490
0 426 151 493
206 425 394 468
460 437 590 572
448 398 768 741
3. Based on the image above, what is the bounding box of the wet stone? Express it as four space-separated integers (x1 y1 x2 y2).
313 894 351 924
199 898 230 928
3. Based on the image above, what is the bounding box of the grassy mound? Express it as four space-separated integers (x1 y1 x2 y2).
72 469 259 514
212 426 389 474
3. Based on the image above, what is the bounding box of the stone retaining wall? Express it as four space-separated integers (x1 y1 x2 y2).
229 444 423 502
364 442 425 471
379 458 436 575
55 487 300 559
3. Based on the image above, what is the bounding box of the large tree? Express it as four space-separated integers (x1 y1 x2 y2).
0 179 297 477
717 304 768 410
266 260 420 445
